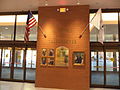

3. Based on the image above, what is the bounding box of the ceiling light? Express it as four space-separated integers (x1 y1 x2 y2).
45 0 48 6
77 0 80 5
5 27 8 29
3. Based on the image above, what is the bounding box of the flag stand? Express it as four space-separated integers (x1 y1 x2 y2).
79 10 98 38
38 25 47 38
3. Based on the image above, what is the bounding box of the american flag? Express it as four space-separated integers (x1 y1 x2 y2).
24 11 37 42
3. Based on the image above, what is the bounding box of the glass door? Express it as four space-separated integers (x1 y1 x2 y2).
1 47 12 79
13 47 24 80
26 48 36 81
106 49 119 86
91 50 104 85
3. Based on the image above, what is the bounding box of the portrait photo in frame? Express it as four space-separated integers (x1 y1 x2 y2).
40 57 47 66
48 49 54 57
41 48 47 56
73 52 85 66
48 57 55 66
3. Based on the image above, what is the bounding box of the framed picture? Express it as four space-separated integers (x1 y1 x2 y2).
40 57 47 66
42 48 47 56
55 46 69 66
48 49 54 56
48 58 54 66
73 52 85 66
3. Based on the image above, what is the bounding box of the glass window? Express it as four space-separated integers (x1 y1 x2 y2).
0 15 15 40
1 47 12 79
106 50 119 86
91 51 97 71
91 50 104 85
26 48 36 80
90 13 118 42
14 47 24 80
26 48 36 68
98 52 104 71
16 14 38 41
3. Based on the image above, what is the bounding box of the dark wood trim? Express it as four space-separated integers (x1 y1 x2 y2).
0 48 3 78
0 9 119 15
96 52 98 71
90 50 91 86
90 9 120 13
118 12 120 42
0 78 35 83
0 41 36 47
91 85 120 89
23 47 27 81
0 11 38 15
118 12 120 86
11 46 15 79
90 42 120 48
13 15 17 41
103 46 106 86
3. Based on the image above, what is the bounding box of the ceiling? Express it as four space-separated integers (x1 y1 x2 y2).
0 0 120 12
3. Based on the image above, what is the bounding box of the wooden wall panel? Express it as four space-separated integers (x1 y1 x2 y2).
35 5 90 90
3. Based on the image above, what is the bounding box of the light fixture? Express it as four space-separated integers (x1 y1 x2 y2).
5 27 8 29
45 0 48 6
77 0 80 5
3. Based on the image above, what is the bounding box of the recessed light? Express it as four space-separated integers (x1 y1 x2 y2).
5 27 8 29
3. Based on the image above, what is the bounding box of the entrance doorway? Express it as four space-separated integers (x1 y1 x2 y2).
91 48 120 87
0 47 36 82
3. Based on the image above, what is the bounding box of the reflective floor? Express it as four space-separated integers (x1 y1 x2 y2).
0 81 118 90
91 72 119 86
1 68 35 80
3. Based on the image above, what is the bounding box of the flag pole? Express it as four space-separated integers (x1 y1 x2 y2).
38 25 47 38
79 9 99 38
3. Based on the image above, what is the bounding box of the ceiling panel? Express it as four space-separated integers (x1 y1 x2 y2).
0 0 120 12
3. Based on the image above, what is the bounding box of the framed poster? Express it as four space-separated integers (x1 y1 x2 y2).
48 49 54 57
41 48 47 56
55 46 69 66
73 52 85 66
40 57 47 66
48 58 54 66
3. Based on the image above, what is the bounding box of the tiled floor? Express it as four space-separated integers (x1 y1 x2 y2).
0 81 119 90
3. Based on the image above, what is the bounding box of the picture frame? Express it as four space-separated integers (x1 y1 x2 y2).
40 57 47 66
72 51 85 66
48 49 54 57
55 46 69 66
48 57 55 66
41 48 47 56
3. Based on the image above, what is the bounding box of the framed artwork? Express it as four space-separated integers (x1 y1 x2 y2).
48 58 54 66
42 48 47 56
48 49 54 57
73 52 85 66
55 46 69 66
40 57 47 65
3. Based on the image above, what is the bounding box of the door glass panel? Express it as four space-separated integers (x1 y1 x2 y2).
26 48 36 80
91 51 104 85
1 47 12 79
98 52 104 71
91 51 97 71
106 50 119 86
13 47 24 80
